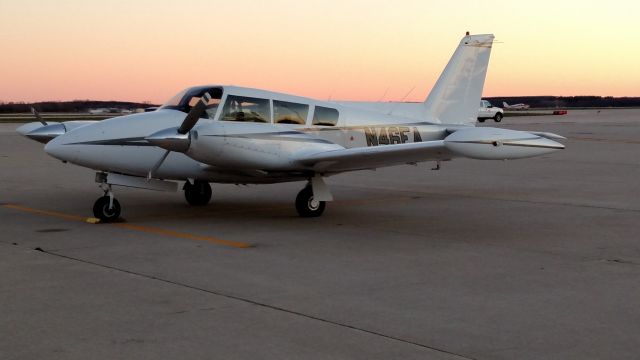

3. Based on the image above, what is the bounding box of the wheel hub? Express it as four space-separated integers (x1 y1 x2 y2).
308 198 320 210
102 204 116 217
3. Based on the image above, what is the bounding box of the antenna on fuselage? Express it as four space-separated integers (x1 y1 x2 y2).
387 86 415 115
377 87 390 102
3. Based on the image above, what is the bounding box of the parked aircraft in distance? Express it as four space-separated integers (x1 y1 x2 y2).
18 33 565 222
89 108 133 114
502 101 530 110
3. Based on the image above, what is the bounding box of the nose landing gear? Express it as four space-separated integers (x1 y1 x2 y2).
93 183 121 222
91 172 179 222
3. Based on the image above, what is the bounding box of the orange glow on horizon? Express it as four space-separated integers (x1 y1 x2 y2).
1 0 639 104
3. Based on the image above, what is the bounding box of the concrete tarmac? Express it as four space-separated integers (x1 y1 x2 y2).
1 109 639 359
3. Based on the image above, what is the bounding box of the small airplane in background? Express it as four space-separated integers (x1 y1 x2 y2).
502 101 530 110
18 33 565 222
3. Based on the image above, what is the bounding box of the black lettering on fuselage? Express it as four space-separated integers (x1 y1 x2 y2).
364 127 378 146
363 126 423 146
413 127 423 142
399 127 410 143
378 128 390 145
388 127 401 144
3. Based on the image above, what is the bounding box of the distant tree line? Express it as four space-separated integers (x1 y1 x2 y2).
0 100 159 113
484 96 640 108
2 97 640 113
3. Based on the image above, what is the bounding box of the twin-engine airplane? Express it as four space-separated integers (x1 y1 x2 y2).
18 33 565 222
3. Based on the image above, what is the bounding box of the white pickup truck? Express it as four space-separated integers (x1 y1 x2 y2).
478 100 504 123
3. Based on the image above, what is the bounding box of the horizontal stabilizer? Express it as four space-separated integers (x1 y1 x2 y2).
444 127 564 160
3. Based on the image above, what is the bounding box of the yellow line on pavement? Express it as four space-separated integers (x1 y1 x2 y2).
3 204 87 221
113 223 251 248
2 204 251 249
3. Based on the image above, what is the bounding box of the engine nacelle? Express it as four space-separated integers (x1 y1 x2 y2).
17 121 97 144
186 122 343 171
444 127 564 160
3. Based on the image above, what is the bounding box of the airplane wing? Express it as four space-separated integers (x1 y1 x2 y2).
294 127 565 174
295 140 454 173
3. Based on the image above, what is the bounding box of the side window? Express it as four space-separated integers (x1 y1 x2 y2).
205 98 222 120
274 100 309 125
312 106 339 126
220 95 270 123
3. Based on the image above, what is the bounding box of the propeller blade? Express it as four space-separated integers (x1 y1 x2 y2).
146 92 212 179
177 92 211 134
31 107 47 126
147 150 171 180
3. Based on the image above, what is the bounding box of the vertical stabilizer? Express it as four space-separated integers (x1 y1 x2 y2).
423 34 495 125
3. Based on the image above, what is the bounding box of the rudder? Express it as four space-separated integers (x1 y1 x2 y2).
423 34 495 125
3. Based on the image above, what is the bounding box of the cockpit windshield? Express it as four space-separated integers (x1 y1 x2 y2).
160 86 223 119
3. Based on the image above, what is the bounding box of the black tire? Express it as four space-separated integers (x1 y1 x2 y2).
478 118 486 123
494 113 503 122
295 186 325 217
184 180 212 206
92 196 121 223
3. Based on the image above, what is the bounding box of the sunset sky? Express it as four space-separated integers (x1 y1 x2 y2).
1 0 638 103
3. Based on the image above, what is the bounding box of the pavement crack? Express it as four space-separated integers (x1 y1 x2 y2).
36 248 475 360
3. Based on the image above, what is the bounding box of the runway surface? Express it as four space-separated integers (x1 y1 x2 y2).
1 109 639 359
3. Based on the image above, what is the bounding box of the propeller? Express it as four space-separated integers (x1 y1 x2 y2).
31 107 47 126
145 92 212 179
178 92 211 134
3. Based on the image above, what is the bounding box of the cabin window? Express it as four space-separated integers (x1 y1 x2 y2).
273 100 308 125
312 106 339 126
220 95 270 123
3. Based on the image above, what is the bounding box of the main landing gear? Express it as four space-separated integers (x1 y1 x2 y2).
295 175 333 218
295 185 325 217
183 180 212 206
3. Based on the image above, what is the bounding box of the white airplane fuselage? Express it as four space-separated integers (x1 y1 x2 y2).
44 89 448 184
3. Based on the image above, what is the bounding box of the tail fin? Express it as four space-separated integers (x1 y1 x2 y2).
423 34 495 125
